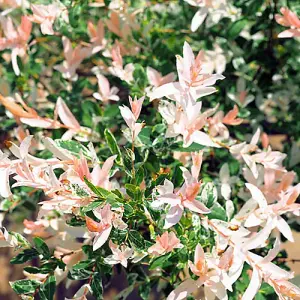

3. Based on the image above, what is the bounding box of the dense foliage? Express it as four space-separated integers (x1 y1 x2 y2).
0 0 300 299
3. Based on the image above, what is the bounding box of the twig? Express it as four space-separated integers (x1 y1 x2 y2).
277 258 300 263
131 132 136 178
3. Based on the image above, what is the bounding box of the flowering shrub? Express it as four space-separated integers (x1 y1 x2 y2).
0 0 300 299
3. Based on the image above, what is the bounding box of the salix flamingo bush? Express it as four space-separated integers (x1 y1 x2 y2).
0 1 299 300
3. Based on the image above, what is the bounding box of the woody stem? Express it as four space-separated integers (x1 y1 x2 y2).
132 131 135 179
277 258 300 263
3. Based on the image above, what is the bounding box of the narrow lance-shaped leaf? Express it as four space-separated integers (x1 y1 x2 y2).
39 275 56 300
91 272 103 299
104 128 123 165
33 237 51 259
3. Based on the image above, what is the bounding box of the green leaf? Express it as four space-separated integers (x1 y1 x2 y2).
9 232 31 248
104 129 123 165
104 104 120 119
149 253 172 270
81 100 99 127
200 182 218 208
39 275 56 300
10 248 39 264
128 230 145 250
259 282 274 295
135 166 145 186
85 177 118 200
40 262 59 273
33 237 51 259
228 19 248 39
232 57 246 70
138 127 152 146
123 148 135 175
125 183 139 194
123 203 134 217
0 198 15 211
69 5 82 26
91 272 103 299
10 279 40 295
133 64 147 88
68 260 94 280
125 184 142 201
82 245 94 259
84 177 106 197
111 228 128 244
55 139 92 159
152 124 166 134
246 0 264 15
139 280 151 300
229 160 240 175
208 203 227 221
255 294 266 300
24 265 58 275
81 200 103 213
24 266 43 274
83 178 120 211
